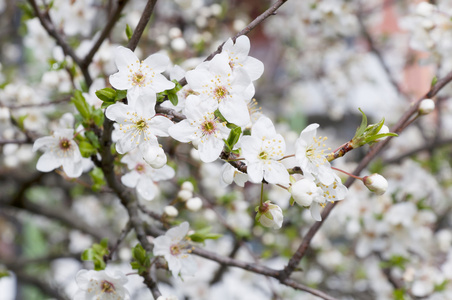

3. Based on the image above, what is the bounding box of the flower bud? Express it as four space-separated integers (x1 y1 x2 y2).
419 99 435 115
181 181 194 192
363 174 388 195
177 189 193 201
186 197 202 211
164 206 178 217
255 201 283 230
141 143 167 169
290 178 321 207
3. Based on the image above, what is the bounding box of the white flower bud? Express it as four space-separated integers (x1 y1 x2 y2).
257 202 283 230
181 181 194 192
376 124 390 141
142 143 167 169
177 189 193 201
416 2 435 17
290 178 321 207
363 174 388 195
186 197 202 211
164 206 178 217
419 99 435 115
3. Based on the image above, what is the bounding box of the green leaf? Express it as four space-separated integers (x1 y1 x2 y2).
81 239 109 271
89 167 106 192
79 141 97 158
91 108 105 127
85 131 101 149
355 108 368 138
81 249 95 261
131 244 151 274
115 89 127 100
125 24 133 40
95 88 117 102
71 90 92 120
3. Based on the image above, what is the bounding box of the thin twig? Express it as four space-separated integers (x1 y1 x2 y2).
178 0 288 86
126 0 158 52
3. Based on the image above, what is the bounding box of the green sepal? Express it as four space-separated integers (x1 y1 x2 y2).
71 90 92 120
125 24 133 41
189 227 222 243
351 108 397 148
223 126 242 152
81 238 109 271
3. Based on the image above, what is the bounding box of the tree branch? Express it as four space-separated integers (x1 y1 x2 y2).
126 0 158 52
278 68 452 282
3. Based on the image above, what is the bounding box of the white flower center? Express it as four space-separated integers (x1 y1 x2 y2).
100 280 116 293
127 60 156 87
135 163 146 174
258 136 284 163
192 112 223 143
203 74 232 103
52 137 75 158
119 112 152 144
306 136 331 167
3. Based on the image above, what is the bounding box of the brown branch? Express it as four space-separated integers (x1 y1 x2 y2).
278 69 452 282
178 0 288 86
126 0 158 52
81 0 130 68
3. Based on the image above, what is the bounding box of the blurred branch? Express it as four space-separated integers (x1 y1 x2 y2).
7 267 70 300
278 68 452 282
27 0 92 86
81 0 130 68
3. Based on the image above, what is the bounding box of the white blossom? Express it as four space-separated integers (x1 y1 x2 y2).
32 128 83 178
74 269 129 300
169 95 230 163
241 116 289 185
109 46 174 107
153 222 197 278
185 52 253 126
295 123 335 185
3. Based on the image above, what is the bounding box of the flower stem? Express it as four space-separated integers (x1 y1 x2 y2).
331 166 362 180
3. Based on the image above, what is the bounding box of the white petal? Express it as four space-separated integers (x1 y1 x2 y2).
33 136 56 152
62 160 83 178
252 116 277 139
149 116 173 137
137 177 157 201
143 53 170 73
109 72 132 90
166 222 189 242
240 136 261 163
243 57 264 81
168 120 196 143
247 162 264 183
310 203 322 221
150 74 175 93
121 171 141 188
263 161 289 185
219 96 250 127
36 153 61 172
198 136 223 163
114 46 139 72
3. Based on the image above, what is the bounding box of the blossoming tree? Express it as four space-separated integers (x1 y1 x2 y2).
1 0 452 299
